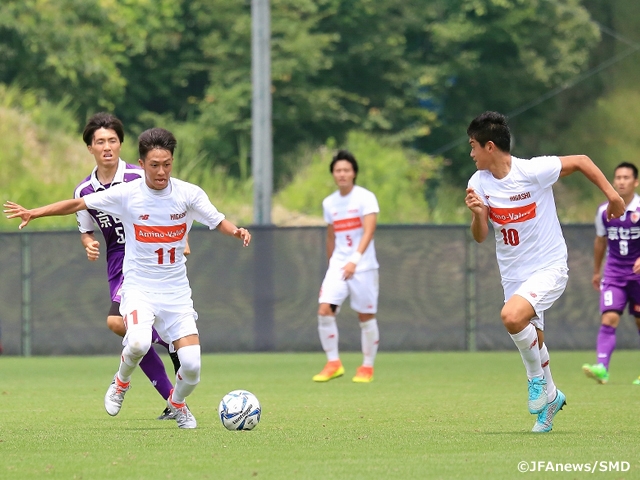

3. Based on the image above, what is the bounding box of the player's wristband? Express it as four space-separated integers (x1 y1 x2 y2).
348 252 362 265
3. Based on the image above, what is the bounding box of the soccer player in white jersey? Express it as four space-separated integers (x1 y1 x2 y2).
75 112 183 421
464 111 625 433
4 127 251 429
313 150 380 383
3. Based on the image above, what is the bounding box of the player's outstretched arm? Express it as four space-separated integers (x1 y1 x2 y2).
216 219 251 247
559 155 625 219
4 198 88 230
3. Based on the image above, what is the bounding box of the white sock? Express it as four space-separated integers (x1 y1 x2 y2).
117 330 151 383
318 315 339 361
172 344 201 404
509 323 544 379
360 318 379 367
539 344 557 402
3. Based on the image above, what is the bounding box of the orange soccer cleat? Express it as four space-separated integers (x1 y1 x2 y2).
312 360 344 382
352 365 374 383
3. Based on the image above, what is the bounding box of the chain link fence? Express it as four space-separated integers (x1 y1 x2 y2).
0 225 637 355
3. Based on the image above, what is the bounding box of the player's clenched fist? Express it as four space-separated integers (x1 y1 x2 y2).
465 187 485 213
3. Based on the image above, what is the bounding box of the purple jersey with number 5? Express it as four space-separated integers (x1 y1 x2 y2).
595 194 640 281
74 160 143 301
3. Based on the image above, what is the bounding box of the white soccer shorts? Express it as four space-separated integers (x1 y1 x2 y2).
318 266 379 314
120 288 199 348
502 266 568 330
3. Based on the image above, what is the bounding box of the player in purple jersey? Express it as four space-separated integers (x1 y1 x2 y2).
75 112 181 420
583 162 640 384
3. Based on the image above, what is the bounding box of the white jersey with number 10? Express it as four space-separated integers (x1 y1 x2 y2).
467 155 567 282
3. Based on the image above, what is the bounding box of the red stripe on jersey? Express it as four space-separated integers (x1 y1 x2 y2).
489 203 536 226
134 223 187 243
333 217 362 232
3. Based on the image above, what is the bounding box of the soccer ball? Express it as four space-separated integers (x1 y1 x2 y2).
218 390 261 431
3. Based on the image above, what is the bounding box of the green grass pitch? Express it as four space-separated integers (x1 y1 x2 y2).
1 351 638 479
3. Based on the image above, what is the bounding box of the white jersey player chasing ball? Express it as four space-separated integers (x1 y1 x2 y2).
4 127 251 429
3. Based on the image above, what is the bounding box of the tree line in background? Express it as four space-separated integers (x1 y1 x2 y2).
0 0 609 186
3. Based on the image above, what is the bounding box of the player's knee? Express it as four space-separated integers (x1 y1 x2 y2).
177 345 201 384
318 303 338 316
126 329 152 358
500 308 526 331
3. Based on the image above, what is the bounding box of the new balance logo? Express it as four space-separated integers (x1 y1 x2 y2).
139 214 149 220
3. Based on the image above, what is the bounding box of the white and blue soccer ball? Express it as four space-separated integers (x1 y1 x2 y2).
218 390 261 431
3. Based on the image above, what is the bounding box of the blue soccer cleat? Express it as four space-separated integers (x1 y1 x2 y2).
532 389 566 433
528 376 548 414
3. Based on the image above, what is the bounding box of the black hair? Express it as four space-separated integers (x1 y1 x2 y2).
467 111 511 153
614 162 638 179
138 128 177 159
330 150 359 182
82 112 125 145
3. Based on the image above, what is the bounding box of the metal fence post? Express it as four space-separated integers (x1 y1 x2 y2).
21 232 32 356
465 229 477 351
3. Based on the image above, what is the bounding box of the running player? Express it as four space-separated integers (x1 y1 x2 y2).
5 127 251 429
75 112 180 420
464 111 624 432
582 162 640 384
313 150 380 384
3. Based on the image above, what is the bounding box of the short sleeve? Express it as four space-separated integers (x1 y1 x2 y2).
76 210 96 233
362 190 380 216
594 205 606 237
190 186 225 229
322 197 333 225
528 156 562 189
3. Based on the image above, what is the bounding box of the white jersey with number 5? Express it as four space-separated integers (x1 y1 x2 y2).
83 177 225 292
467 156 567 282
323 185 379 272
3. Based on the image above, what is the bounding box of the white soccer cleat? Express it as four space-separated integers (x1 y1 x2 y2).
167 390 197 429
104 375 130 416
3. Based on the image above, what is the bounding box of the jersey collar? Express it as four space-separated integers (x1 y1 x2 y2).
90 159 127 192
627 193 640 212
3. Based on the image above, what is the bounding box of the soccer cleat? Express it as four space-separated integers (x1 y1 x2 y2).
352 365 374 383
312 360 344 382
632 376 640 385
582 363 609 384
532 389 566 433
167 390 197 429
104 374 130 416
157 406 177 420
527 376 547 414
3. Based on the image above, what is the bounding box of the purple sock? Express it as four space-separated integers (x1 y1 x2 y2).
596 324 616 370
139 346 173 400
151 327 171 351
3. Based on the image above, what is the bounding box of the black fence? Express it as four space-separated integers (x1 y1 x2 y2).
0 225 637 355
